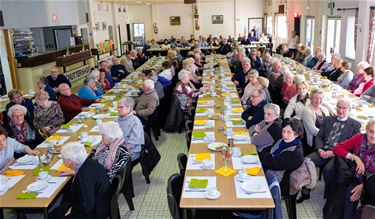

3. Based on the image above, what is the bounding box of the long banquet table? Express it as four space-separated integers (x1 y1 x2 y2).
0 57 158 219
179 55 274 218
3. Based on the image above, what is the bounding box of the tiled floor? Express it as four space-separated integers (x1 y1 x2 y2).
4 131 325 219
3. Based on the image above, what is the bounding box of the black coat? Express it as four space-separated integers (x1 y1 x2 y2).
69 159 112 219
4 118 43 149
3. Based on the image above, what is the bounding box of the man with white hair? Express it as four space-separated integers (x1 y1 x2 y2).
241 89 268 129
260 51 273 77
50 142 111 218
47 67 71 92
297 98 361 203
217 38 232 55
232 59 252 88
134 79 160 125
110 56 130 82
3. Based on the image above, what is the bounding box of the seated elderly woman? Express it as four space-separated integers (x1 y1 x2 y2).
254 76 271 103
302 89 330 155
117 97 145 161
306 47 322 68
248 103 282 149
312 52 329 72
134 79 160 125
4 105 42 149
258 118 304 193
98 68 112 91
267 59 282 91
6 89 34 121
281 71 297 104
361 85 375 103
0 126 39 172
142 69 165 100
302 47 313 66
90 121 130 182
89 69 105 93
337 61 354 89
37 77 57 101
294 44 306 63
352 66 374 96
326 57 343 81
323 119 375 218
320 53 341 78
175 70 206 112
50 142 111 218
158 60 173 85
34 90 65 136
185 61 203 89
348 61 370 92
284 81 310 120
240 69 259 105
78 76 104 101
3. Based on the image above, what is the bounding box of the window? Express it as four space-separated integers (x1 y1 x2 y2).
325 17 341 62
305 17 314 51
275 14 287 47
345 16 356 60
266 15 273 35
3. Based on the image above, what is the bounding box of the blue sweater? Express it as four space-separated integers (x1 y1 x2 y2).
77 86 103 100
44 85 57 101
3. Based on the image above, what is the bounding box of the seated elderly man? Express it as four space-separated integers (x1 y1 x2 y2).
50 142 111 218
57 83 95 122
47 67 71 92
241 69 259 105
297 98 361 203
260 52 273 77
110 57 130 82
217 38 232 55
241 89 268 129
249 49 262 72
248 103 282 149
6 89 34 121
232 58 251 89
0 126 39 172
135 79 160 125
4 105 42 149
142 69 165 100
99 60 114 87
117 97 145 161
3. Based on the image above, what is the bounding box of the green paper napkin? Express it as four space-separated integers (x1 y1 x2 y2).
242 151 258 156
113 97 120 101
232 120 245 125
189 178 208 189
107 91 114 94
84 141 93 147
110 112 118 116
32 166 50 176
61 124 71 129
231 100 241 104
203 94 211 98
17 192 38 199
0 105 5 109
192 132 206 139
196 108 207 113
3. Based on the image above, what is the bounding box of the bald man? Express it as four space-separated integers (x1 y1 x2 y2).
47 67 71 92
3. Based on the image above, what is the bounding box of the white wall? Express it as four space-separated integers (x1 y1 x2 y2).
235 0 265 37
127 5 153 41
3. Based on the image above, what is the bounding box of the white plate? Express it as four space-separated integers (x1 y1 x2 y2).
207 142 226 151
26 181 48 192
16 155 36 165
241 155 258 164
241 181 266 194
37 175 52 181
92 114 108 119
235 174 249 182
204 190 221 199
80 136 102 146
232 134 248 141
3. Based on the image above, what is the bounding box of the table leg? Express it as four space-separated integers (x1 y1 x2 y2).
182 208 187 219
43 208 48 219
0 209 4 219
267 208 273 219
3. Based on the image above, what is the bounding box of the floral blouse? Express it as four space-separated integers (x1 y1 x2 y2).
34 101 65 130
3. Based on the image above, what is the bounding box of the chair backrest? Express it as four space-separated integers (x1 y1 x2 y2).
167 173 183 219
185 120 193 131
185 130 192 150
177 153 187 176
110 175 122 219
117 156 132 192
140 132 161 174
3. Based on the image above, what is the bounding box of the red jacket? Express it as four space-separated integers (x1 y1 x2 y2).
332 133 364 158
57 94 95 122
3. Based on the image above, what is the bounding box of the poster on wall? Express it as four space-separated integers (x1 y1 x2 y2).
170 16 181 25
212 15 224 24
102 22 107 30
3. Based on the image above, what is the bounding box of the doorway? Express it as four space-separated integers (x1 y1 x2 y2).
132 23 145 47
325 17 341 62
305 16 315 51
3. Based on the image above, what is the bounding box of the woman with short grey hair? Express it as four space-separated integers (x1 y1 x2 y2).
248 103 283 149
77 76 104 100
90 121 130 181
117 97 144 161
337 61 354 89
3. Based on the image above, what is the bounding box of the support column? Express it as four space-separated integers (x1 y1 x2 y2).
3 29 19 89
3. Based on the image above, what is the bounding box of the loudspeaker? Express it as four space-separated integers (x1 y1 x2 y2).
0 11 4 27
278 5 285 14
184 0 196 3
85 13 89 23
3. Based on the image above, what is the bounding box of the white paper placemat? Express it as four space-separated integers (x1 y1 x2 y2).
0 175 25 196
50 159 64 170
191 132 215 144
195 108 214 116
224 101 242 107
227 135 252 145
225 109 243 116
36 177 67 198
37 136 71 148
197 100 215 107
232 157 260 170
90 125 100 132
182 176 216 198
193 120 215 130
9 164 38 170
225 120 246 128
56 124 83 134
186 154 215 170
234 176 272 199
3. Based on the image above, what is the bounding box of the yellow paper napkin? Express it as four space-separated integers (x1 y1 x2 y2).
56 164 73 172
246 166 261 176
46 135 61 142
215 167 236 177
221 93 230 97
198 100 208 104
194 120 207 126
233 131 247 135
232 108 243 113
195 153 211 162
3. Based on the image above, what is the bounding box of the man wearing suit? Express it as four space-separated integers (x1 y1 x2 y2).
297 98 361 203
217 38 232 55
50 142 112 218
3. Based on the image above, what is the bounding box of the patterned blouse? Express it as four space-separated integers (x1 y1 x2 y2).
90 143 130 182
34 101 65 130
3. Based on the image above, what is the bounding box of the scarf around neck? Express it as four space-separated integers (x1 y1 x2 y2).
359 134 375 174
95 138 125 170
271 138 300 157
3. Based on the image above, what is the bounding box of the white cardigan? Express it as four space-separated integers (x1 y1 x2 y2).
284 94 311 120
301 104 330 147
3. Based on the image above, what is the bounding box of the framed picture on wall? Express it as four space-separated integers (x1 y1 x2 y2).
102 22 107 31
248 18 263 36
212 15 224 24
170 16 181 26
